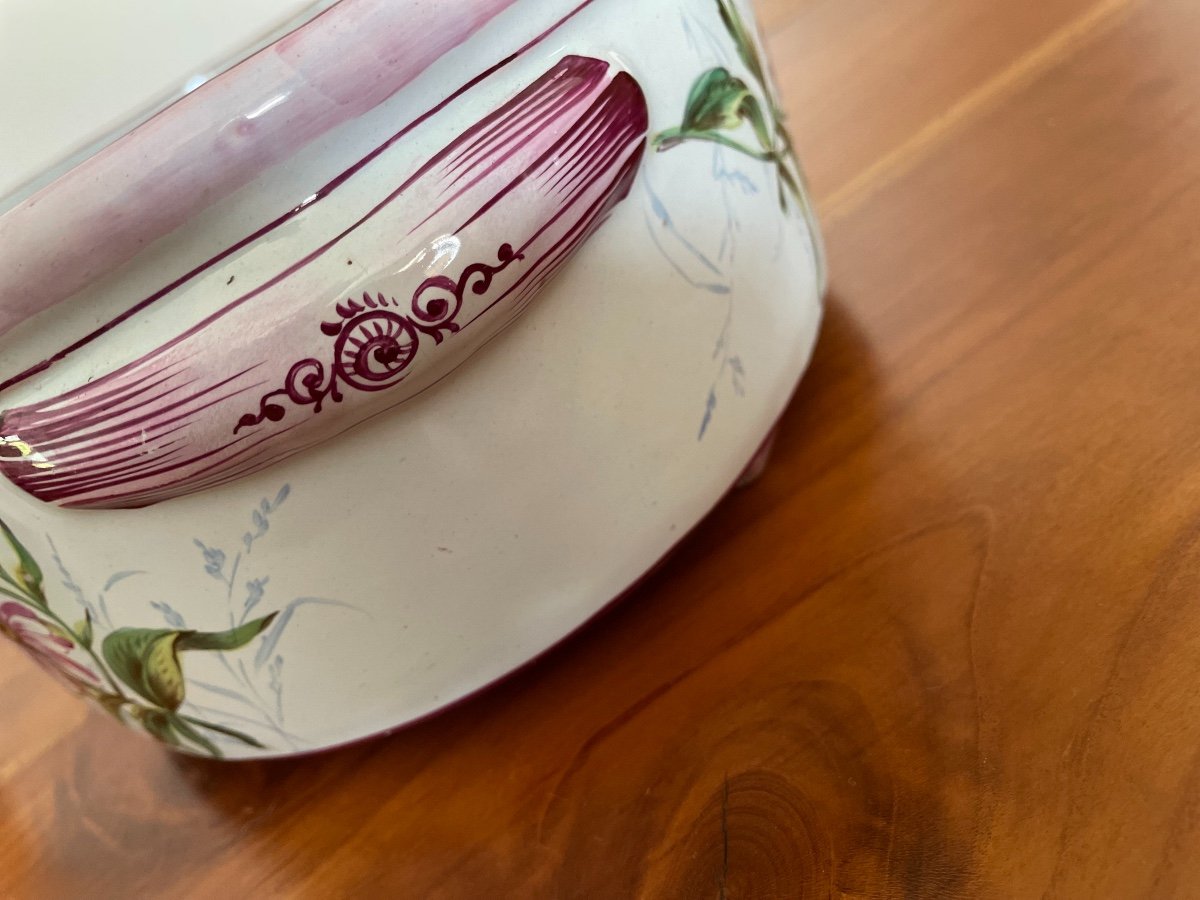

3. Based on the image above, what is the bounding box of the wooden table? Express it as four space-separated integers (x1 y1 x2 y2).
3 0 1198 896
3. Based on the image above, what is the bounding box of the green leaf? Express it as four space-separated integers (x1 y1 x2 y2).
102 628 187 711
680 68 754 134
75 610 93 649
100 614 276 713
777 162 802 209
774 119 796 156
167 713 222 758
738 93 774 154
672 68 775 158
0 567 24 596
176 612 278 652
0 584 29 603
718 0 767 86
0 518 44 604
139 708 183 748
180 715 266 749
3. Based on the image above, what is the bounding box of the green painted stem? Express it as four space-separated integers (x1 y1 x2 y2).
654 128 779 161
37 598 130 702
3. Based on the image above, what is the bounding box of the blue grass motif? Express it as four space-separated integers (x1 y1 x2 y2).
647 3 779 440
650 1 820 440
177 484 360 750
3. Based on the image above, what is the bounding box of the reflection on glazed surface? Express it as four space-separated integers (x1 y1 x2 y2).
0 56 648 509
0 0 528 338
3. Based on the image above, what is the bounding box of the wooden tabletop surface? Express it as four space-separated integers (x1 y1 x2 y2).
4 0 1198 896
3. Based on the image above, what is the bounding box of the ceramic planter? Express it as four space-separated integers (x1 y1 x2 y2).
0 0 824 758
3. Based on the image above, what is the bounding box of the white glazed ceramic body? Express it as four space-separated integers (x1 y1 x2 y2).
0 0 824 758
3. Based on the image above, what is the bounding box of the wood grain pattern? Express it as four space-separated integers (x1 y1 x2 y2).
3 0 1200 896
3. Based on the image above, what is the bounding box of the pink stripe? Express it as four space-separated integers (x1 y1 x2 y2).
476 140 645 326
24 375 199 446
440 76 584 181
412 74 604 234
0 0 605 395
0 0 524 339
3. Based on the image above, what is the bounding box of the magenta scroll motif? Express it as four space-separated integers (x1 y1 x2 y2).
236 244 522 432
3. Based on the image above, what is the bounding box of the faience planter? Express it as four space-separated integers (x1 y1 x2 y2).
0 0 824 758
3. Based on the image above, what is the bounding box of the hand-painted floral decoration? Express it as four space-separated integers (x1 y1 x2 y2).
0 487 347 757
653 0 813 220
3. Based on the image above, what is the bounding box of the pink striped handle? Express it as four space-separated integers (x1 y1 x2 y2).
0 56 648 510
